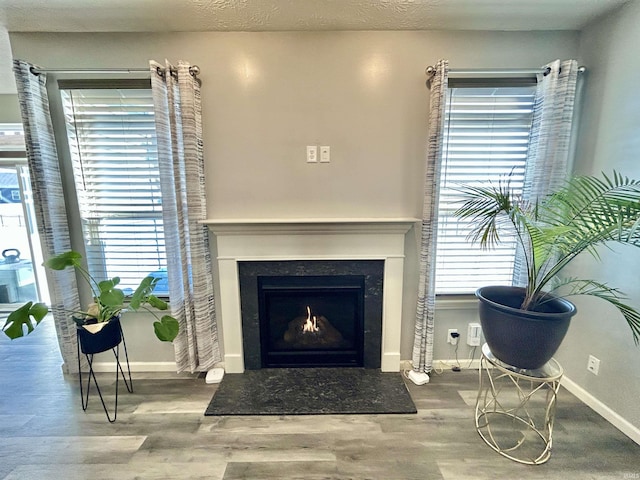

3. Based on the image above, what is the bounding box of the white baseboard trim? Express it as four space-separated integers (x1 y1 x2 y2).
90 361 178 373
433 358 482 371
401 359 482 372
561 376 640 445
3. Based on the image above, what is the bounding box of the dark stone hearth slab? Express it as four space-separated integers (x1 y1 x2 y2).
204 368 417 416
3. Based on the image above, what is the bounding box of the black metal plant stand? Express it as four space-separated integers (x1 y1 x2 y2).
76 318 133 422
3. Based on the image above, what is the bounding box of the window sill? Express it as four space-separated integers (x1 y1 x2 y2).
435 295 478 311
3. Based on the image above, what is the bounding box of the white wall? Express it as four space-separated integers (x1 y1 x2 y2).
555 0 640 431
0 94 20 123
9 30 579 366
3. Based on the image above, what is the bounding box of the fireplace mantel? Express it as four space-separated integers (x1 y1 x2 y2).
203 217 419 235
206 218 418 373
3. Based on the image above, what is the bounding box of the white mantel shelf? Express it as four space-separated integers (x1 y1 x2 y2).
206 217 417 373
203 218 420 235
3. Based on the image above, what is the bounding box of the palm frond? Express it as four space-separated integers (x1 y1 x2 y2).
546 278 640 345
543 172 640 247
454 170 640 345
453 180 519 250
531 171 640 297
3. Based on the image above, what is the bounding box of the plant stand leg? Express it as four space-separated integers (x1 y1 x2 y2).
76 328 133 423
116 323 133 394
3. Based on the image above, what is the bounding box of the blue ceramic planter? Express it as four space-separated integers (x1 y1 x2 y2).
476 286 577 369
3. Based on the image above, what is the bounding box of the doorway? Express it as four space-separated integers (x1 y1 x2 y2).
0 124 49 314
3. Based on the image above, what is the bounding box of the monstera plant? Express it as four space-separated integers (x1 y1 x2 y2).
2 250 179 343
455 171 640 368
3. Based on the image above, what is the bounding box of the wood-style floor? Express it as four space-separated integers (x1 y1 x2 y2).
0 318 638 479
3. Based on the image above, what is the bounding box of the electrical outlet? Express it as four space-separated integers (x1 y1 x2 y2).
447 328 459 345
467 322 482 346
587 355 600 375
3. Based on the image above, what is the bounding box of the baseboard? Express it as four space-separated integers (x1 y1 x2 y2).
401 359 482 372
90 361 178 373
433 358 482 371
561 376 640 445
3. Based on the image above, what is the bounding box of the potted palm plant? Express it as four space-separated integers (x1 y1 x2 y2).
2 250 179 347
455 171 640 369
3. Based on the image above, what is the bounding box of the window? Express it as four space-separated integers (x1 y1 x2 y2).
61 85 168 296
435 80 537 294
0 123 26 152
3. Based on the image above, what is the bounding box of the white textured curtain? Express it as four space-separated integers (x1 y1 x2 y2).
512 59 579 287
13 59 82 373
412 59 449 374
150 60 221 373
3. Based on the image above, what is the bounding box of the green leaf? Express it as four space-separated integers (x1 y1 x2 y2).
556 278 640 345
43 250 82 270
29 302 48 321
153 315 179 342
95 278 124 308
2 302 49 339
98 278 120 293
99 287 125 307
129 276 157 310
146 294 167 310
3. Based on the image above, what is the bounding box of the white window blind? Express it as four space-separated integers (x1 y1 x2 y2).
435 82 537 294
61 87 168 296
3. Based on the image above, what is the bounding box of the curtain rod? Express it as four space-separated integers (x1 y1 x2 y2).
425 65 586 77
29 65 201 77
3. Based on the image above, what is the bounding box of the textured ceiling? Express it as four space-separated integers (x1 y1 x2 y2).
0 0 631 32
0 0 631 95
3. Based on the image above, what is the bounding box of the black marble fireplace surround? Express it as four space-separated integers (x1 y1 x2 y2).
239 260 384 369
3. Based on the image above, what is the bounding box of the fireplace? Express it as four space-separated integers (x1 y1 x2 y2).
207 218 415 373
258 275 365 367
239 260 384 369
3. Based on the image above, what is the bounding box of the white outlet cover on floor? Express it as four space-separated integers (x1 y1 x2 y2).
407 370 430 385
205 368 225 384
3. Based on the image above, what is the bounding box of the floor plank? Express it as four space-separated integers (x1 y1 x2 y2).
1 318 638 479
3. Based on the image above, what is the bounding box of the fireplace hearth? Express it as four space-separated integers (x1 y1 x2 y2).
239 260 384 369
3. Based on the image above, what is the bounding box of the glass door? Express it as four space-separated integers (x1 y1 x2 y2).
0 120 49 311
0 163 48 308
